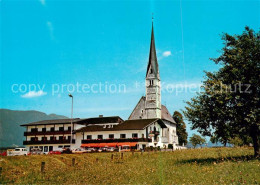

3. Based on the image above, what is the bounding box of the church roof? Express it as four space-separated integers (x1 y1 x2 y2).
161 105 176 123
146 22 159 79
75 118 167 132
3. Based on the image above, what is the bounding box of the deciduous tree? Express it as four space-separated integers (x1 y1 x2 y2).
184 27 260 156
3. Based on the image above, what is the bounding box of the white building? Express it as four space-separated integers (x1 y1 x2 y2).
21 22 182 152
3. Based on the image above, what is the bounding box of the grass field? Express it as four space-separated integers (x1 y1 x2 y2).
0 147 259 184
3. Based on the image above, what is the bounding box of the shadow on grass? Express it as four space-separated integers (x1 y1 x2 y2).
177 155 258 165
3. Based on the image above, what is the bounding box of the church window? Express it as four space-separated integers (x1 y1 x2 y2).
150 68 153 74
149 80 154 86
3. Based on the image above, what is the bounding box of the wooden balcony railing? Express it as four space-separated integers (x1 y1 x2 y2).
24 130 73 136
23 139 75 145
82 138 151 144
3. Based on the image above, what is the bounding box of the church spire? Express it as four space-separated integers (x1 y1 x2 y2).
146 18 160 79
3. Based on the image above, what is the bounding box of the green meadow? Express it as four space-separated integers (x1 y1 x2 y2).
0 147 259 184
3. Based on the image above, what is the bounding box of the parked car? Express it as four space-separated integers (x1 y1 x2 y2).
86 148 96 153
107 147 115 152
72 148 87 154
121 145 131 152
48 150 61 155
0 151 7 156
29 148 43 155
7 148 28 156
61 148 72 154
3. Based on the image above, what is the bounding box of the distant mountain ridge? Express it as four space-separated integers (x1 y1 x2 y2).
0 109 68 147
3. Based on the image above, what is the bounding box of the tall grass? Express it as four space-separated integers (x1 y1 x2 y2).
0 147 259 184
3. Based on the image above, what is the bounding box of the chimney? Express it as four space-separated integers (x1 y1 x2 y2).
99 115 103 118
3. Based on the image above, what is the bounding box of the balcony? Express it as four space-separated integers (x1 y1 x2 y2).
149 131 160 135
24 130 73 136
82 138 151 144
23 139 75 145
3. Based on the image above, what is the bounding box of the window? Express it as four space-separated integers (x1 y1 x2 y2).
120 134 126 139
98 135 103 139
150 68 153 74
68 136 71 141
59 127 64 131
42 137 47 141
50 136 56 141
49 146 53 152
68 126 71 131
31 128 38 132
50 127 55 132
149 80 154 86
132 133 138 138
109 134 114 139
142 134 144 138
87 135 92 140
42 128 46 132
44 146 48 152
59 136 64 140
58 145 63 148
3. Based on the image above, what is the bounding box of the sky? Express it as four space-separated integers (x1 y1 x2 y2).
0 0 259 137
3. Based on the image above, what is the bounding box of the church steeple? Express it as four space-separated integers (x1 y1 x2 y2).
145 19 161 119
146 22 160 79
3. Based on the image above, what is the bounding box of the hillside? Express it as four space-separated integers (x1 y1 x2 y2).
0 109 68 147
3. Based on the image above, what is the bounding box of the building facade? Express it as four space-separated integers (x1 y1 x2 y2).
21 23 182 152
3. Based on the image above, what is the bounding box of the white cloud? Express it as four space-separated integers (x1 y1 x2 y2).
39 0 46 6
162 51 172 57
46 21 54 40
21 90 47 98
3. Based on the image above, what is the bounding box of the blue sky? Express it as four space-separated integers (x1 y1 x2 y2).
1 0 259 137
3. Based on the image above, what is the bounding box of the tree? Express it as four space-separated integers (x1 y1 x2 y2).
173 111 188 145
184 27 260 156
190 134 206 148
229 137 244 147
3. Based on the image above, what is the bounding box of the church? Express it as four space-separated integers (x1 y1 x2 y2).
21 23 181 152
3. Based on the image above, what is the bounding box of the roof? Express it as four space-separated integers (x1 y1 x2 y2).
75 118 167 133
20 118 82 126
20 116 123 126
81 116 123 125
161 105 176 123
146 22 159 79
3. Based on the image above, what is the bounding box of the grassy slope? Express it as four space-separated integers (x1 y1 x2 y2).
0 147 259 184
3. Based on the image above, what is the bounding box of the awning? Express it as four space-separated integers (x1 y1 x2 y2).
81 143 118 148
81 143 100 148
117 142 137 147
104 143 118 147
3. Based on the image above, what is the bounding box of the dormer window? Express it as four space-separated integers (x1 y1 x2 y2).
150 68 153 74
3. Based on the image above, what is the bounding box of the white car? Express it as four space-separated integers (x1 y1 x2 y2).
107 147 115 152
7 148 28 156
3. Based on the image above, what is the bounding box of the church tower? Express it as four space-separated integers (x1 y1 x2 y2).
145 22 161 119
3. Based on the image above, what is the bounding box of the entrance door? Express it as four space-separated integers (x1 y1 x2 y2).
44 146 48 153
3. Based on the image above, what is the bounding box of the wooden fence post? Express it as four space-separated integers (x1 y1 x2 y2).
41 162 45 173
72 158 75 166
0 167 2 176
121 152 123 160
111 154 114 161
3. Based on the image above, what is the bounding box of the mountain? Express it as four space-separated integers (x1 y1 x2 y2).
0 109 68 147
